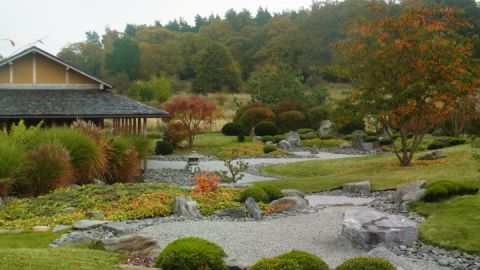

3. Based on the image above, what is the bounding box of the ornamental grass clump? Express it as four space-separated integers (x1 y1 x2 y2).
155 237 227 270
17 143 75 196
103 137 140 184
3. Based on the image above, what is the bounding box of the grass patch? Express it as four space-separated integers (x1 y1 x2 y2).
258 145 480 192
0 183 241 229
412 194 480 254
0 232 123 270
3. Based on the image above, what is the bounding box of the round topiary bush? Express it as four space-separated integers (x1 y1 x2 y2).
274 135 285 143
155 237 227 270
277 250 329 270
379 137 393 146
262 135 275 143
261 185 283 201
423 180 479 202
155 141 174 155
298 128 315 135
263 144 277 154
222 122 243 136
278 111 306 132
336 257 396 270
239 186 270 203
427 141 445 150
255 121 279 136
238 134 246 142
320 134 334 140
364 135 378 142
249 250 328 270
249 258 300 270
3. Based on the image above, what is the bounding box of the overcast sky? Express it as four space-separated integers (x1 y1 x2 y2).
0 0 313 57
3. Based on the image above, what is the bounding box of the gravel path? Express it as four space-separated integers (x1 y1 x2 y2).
137 206 445 269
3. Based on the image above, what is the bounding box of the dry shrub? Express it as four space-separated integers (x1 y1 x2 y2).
194 173 220 193
71 119 103 144
103 137 140 184
0 178 13 198
18 143 75 196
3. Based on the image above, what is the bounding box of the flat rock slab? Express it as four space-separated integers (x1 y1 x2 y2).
340 209 418 250
306 195 375 207
137 206 436 269
73 220 110 230
102 221 143 234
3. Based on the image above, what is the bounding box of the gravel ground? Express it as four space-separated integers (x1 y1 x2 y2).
137 206 445 269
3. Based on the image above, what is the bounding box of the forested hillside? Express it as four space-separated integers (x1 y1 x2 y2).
57 0 480 97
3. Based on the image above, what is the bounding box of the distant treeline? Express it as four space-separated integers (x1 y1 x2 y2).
58 0 480 93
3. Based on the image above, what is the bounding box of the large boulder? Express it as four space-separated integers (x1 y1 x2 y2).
52 225 72 232
173 196 202 219
342 181 371 194
281 189 305 198
245 197 262 220
318 120 333 137
340 209 418 250
214 207 247 219
277 140 291 150
392 181 427 205
102 235 161 258
351 131 365 149
269 197 309 213
73 220 110 230
285 131 302 148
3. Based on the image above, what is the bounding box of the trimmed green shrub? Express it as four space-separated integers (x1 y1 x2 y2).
364 136 378 142
307 106 329 129
261 185 283 201
17 143 74 196
0 139 24 180
278 111 306 132
262 136 275 143
379 137 393 146
155 237 227 270
337 118 365 135
445 137 466 146
239 186 270 203
249 258 301 270
320 134 334 140
274 135 285 143
391 133 401 140
423 181 479 202
343 134 353 140
222 122 242 136
249 250 328 270
336 257 395 270
239 107 275 132
303 139 346 149
263 144 277 154
427 141 445 150
277 251 329 270
155 141 174 155
302 133 319 140
366 130 377 136
298 128 315 135
237 134 246 142
255 121 279 136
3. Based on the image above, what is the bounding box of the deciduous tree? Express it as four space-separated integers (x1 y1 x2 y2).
164 96 217 148
336 1 480 166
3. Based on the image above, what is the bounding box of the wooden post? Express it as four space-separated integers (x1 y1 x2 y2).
137 118 141 135
133 118 137 134
143 118 148 135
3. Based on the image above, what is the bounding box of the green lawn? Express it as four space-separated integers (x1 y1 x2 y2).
256 144 480 254
0 232 124 270
258 145 480 192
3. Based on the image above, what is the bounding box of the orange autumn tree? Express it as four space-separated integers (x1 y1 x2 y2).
336 1 480 166
164 96 217 149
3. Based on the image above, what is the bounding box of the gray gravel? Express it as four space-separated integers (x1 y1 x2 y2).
137 206 443 269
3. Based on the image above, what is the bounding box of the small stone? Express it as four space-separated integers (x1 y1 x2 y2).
214 207 247 219
173 196 202 219
252 136 262 142
60 207 76 214
52 225 72 232
245 197 262 219
342 181 371 194
72 220 109 230
102 221 142 234
86 211 105 219
281 189 304 198
32 226 50 232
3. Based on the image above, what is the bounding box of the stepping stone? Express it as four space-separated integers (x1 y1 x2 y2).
342 181 371 194
305 195 375 207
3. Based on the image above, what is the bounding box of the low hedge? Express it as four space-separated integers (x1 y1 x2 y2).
298 128 315 135
427 141 445 150
274 135 285 143
249 250 328 270
261 136 275 143
255 121 278 136
335 257 395 270
364 135 378 142
423 181 479 202
155 237 227 270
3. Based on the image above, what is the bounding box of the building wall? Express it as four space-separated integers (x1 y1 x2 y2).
36 54 66 83
13 54 33 83
0 66 9 83
69 69 98 84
